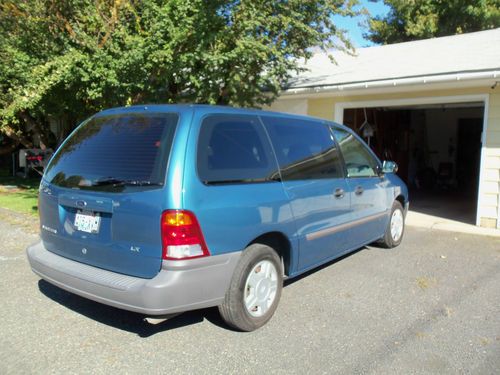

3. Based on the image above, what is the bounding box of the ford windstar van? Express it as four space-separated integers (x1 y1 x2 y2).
27 105 408 331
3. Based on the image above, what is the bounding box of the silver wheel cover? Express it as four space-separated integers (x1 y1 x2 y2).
390 208 404 242
244 260 278 317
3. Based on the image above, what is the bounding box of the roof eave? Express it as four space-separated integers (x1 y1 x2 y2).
281 70 500 98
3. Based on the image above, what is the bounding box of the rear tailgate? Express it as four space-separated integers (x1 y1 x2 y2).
39 185 165 278
39 112 179 278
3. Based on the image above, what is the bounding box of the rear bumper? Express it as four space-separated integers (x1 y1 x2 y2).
27 241 241 315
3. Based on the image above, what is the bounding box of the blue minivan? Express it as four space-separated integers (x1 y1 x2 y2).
27 105 408 331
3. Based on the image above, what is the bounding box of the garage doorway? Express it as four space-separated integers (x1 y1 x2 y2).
339 100 485 225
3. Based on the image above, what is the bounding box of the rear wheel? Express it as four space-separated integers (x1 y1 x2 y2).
218 244 283 332
379 201 405 248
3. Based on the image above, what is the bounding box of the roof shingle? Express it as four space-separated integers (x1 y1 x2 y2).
288 28 500 89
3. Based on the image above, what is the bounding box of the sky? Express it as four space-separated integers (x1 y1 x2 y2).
333 0 391 48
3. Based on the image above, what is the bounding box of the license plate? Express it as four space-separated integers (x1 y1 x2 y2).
74 210 101 234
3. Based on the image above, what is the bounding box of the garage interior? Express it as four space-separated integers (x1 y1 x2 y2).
343 103 484 225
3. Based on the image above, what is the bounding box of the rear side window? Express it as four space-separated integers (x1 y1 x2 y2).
262 117 344 180
332 127 379 178
45 113 179 191
197 115 277 184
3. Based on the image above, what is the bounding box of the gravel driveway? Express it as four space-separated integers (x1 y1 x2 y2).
1 212 499 374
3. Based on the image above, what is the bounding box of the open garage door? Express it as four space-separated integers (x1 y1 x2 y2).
343 102 484 225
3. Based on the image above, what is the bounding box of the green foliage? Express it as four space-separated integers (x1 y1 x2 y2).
366 0 500 44
0 0 358 147
0 176 40 216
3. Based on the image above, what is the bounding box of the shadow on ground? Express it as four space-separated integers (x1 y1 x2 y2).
409 189 477 225
38 280 230 337
38 246 368 336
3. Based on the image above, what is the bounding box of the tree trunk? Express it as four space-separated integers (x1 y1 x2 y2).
19 111 50 146
2 125 33 148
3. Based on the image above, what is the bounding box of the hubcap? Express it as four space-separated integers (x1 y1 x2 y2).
244 260 278 317
390 209 404 241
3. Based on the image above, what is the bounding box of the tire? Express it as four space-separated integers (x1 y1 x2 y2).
378 200 405 248
218 244 283 332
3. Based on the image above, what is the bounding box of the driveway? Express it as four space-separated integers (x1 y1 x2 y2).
1 212 499 374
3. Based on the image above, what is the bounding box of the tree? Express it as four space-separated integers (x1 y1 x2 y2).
365 0 500 45
0 0 358 150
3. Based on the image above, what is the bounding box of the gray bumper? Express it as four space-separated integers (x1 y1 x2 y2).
27 241 241 315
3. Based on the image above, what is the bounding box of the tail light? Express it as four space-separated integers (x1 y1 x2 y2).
161 210 210 260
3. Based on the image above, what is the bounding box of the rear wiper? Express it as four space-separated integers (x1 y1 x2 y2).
92 178 162 187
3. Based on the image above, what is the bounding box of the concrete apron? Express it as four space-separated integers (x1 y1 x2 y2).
406 210 500 238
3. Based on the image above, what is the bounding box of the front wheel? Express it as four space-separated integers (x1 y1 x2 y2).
378 201 405 248
218 244 283 331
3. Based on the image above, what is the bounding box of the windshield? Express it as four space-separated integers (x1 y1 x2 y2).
44 112 179 191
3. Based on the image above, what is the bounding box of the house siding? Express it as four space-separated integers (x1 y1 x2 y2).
481 92 500 227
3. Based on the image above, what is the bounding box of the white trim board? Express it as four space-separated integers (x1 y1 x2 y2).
333 94 490 227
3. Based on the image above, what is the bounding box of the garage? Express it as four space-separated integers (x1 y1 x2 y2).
269 28 500 229
342 102 485 225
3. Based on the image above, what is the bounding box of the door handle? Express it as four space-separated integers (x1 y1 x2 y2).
355 186 364 196
334 188 344 199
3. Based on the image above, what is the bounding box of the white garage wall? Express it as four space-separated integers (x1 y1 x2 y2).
479 92 500 228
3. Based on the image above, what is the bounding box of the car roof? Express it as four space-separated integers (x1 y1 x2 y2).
96 103 351 131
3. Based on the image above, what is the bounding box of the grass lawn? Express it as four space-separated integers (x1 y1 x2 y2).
0 175 40 216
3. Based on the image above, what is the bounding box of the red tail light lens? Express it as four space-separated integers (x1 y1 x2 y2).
161 210 210 260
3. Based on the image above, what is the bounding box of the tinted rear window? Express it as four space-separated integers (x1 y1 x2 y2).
45 113 178 191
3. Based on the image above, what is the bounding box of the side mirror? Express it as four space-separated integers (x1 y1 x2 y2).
382 160 398 174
